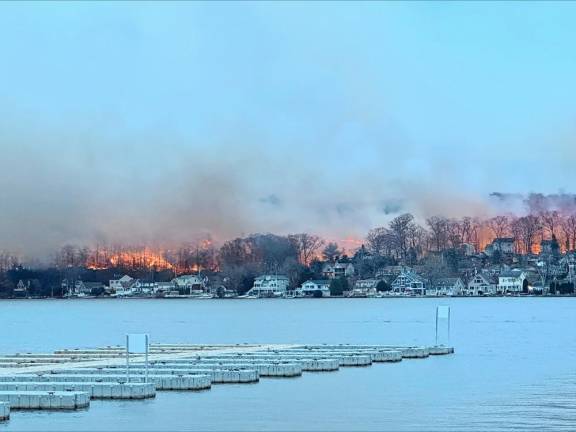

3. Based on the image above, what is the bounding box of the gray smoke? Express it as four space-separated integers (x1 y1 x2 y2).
0 122 559 262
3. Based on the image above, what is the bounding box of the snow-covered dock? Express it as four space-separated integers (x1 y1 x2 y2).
0 343 454 423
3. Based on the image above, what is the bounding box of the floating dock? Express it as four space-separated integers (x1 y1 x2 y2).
0 382 155 399
0 391 90 410
0 401 9 420
0 343 454 422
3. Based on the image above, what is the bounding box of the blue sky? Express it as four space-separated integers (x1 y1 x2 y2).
1 2 575 254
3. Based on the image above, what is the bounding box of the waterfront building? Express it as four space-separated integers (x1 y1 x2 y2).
428 278 464 296
74 281 106 296
296 280 331 297
247 275 290 297
498 270 527 294
109 275 138 296
173 274 207 292
466 272 498 295
352 279 379 297
391 270 426 295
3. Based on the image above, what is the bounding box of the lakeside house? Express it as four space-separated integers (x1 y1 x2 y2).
498 270 527 294
74 281 106 296
427 278 464 296
465 272 498 296
391 269 426 295
173 274 207 293
247 275 290 297
322 262 355 279
296 280 331 297
109 275 138 296
351 279 379 297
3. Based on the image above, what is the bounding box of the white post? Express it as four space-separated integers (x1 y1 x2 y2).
435 309 439 346
436 305 451 346
125 334 130 383
145 334 149 383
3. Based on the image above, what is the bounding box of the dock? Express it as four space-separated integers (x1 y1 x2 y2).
0 342 454 422
0 401 9 420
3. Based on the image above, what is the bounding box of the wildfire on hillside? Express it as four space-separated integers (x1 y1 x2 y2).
83 240 216 272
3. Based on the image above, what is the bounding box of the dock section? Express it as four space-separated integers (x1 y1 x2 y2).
0 343 454 422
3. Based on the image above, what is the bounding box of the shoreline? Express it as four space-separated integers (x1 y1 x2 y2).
1 295 575 301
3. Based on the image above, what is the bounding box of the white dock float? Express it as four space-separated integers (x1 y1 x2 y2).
301 345 435 358
142 362 302 377
0 391 89 410
0 343 454 423
213 352 373 367
50 368 260 384
428 346 455 355
151 358 340 372
0 401 9 421
0 382 155 399
270 349 401 363
0 374 211 391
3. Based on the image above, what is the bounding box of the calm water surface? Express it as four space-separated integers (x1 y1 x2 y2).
1 298 575 431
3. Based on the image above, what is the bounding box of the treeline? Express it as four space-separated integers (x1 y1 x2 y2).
367 210 576 260
2 204 576 297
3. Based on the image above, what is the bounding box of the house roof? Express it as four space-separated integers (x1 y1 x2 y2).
304 280 330 286
255 275 289 280
393 271 425 285
435 277 462 286
500 270 524 278
118 275 133 282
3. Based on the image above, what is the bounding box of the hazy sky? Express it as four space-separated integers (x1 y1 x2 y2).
1 2 576 256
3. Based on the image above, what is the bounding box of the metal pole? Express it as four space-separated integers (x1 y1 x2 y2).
448 307 451 345
126 335 130 383
435 307 439 346
145 335 149 383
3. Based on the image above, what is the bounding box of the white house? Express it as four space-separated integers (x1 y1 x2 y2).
173 275 207 292
466 273 497 296
247 275 290 298
109 275 138 296
322 262 355 279
498 270 527 294
391 270 426 295
74 281 106 296
155 281 176 293
428 278 464 296
351 279 380 297
296 280 331 297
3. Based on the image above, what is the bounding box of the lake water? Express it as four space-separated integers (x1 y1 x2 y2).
1 298 575 431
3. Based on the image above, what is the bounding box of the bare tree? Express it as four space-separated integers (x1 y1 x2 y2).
288 234 325 266
446 219 464 248
561 214 576 251
367 227 393 256
511 215 541 254
426 216 449 251
388 213 416 259
487 215 510 239
0 251 19 272
540 210 560 239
